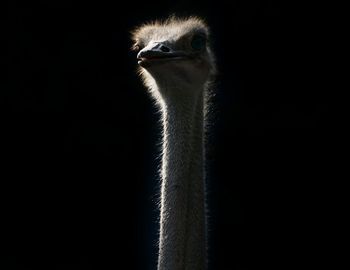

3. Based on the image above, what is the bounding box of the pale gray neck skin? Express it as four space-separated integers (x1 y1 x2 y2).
156 81 207 270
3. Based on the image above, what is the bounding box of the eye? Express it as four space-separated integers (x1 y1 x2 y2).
190 34 206 51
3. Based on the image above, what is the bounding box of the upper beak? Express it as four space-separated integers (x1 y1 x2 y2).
137 42 186 66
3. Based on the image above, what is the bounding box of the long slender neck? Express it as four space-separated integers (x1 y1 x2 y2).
157 84 207 270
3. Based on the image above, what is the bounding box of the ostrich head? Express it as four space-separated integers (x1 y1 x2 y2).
132 16 216 100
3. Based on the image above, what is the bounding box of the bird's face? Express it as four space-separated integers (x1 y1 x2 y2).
132 17 215 89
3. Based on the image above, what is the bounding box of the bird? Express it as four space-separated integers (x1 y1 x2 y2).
132 16 216 270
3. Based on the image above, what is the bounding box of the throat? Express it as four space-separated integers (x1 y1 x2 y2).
157 87 207 270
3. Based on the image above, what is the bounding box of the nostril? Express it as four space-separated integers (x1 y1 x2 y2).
160 45 170 52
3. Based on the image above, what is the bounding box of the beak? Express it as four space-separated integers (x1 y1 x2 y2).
137 42 187 67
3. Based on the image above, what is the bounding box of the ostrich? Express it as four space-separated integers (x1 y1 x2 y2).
132 16 216 270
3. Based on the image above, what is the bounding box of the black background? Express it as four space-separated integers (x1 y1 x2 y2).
4 1 334 269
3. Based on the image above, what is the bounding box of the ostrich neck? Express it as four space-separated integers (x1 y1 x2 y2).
157 85 207 270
